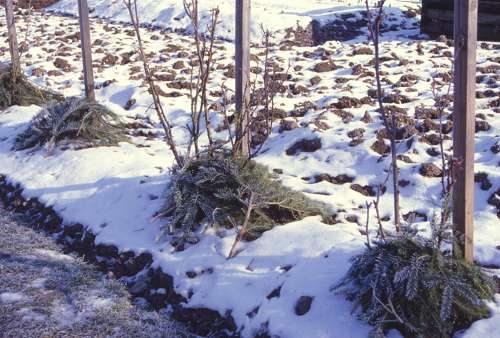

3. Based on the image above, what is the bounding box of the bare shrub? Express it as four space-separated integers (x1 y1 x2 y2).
123 0 183 166
183 0 219 157
365 0 401 231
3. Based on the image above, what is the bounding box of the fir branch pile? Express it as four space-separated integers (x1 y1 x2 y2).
158 154 328 249
13 97 129 150
334 230 495 338
0 66 62 109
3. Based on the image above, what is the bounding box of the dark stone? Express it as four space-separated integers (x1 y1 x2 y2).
332 109 354 123
353 46 373 55
314 174 354 185
266 285 282 300
147 289 169 310
286 138 322 156
171 307 237 337
62 223 84 238
102 54 119 66
420 163 443 178
487 189 500 209
294 296 314 316
95 244 119 258
279 119 299 133
186 270 197 279
247 306 260 319
350 184 377 197
331 96 362 109
347 128 365 139
313 60 337 72
129 275 150 296
491 142 500 154
345 215 359 223
475 120 491 132
290 101 317 117
475 173 493 191
124 98 136 110
426 147 440 157
53 57 71 72
371 139 390 155
403 211 428 222
310 76 322 86
382 93 412 104
123 252 153 276
361 111 373 123
172 60 185 70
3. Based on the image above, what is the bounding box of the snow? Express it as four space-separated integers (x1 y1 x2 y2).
17 308 47 321
30 278 47 289
35 249 77 262
0 292 26 303
0 1 499 337
47 0 419 41
458 295 500 338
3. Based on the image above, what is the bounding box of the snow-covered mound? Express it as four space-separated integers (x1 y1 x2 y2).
47 0 419 40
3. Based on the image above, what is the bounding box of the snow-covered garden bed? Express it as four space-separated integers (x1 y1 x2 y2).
1 1 499 336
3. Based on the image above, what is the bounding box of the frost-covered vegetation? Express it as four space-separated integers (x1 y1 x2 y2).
0 66 62 109
0 205 190 338
334 229 495 337
158 154 329 250
13 97 129 150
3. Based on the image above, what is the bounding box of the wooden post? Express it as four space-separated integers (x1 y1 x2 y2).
235 0 251 156
453 0 478 262
4 0 21 83
77 0 95 101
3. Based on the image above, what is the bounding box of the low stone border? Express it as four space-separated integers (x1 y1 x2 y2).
0 174 239 338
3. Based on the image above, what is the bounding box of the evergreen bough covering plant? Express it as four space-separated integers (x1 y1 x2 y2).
334 230 495 338
13 97 129 150
0 66 62 109
158 154 329 249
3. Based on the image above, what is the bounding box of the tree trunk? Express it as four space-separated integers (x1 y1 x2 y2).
4 0 21 83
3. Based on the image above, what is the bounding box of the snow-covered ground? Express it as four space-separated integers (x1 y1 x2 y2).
0 1 499 337
48 0 420 41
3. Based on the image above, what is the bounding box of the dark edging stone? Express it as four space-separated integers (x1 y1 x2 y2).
0 174 239 337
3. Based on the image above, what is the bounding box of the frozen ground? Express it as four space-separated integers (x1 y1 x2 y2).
0 2 499 337
0 203 190 338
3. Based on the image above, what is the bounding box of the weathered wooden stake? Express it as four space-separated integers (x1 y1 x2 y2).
453 0 478 262
235 0 251 156
78 0 95 101
4 0 21 83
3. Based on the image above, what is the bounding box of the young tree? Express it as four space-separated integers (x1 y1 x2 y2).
123 0 183 167
365 0 401 231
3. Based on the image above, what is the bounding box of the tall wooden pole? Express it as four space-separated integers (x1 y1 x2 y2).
4 0 21 83
78 0 95 101
235 0 250 156
453 0 478 262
